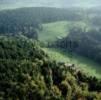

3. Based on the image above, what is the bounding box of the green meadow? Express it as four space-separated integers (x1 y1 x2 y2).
39 21 101 78
38 21 89 42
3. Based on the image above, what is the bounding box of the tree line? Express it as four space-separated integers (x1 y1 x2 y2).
0 7 82 38
52 27 101 64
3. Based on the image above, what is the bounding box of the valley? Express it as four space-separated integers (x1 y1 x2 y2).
0 6 101 99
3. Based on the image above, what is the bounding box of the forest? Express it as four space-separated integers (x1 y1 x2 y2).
0 37 101 99
0 2 101 100
0 7 82 38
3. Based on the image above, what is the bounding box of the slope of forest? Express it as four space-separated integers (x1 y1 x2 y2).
0 7 101 99
39 21 101 78
0 7 82 38
0 36 101 100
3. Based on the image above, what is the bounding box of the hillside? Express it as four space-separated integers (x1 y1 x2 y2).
0 7 82 39
39 21 101 79
38 21 89 42
55 26 101 64
0 37 101 100
43 48 101 79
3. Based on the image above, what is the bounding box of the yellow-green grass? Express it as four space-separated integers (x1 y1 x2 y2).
38 21 89 42
43 48 101 79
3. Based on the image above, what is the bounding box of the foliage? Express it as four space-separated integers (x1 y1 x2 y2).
0 7 82 38
0 37 100 100
43 47 101 78
54 27 101 64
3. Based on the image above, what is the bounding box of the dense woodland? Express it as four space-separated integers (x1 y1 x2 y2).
0 7 101 99
0 37 101 100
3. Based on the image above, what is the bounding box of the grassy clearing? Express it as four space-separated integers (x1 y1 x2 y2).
43 48 101 79
38 21 68 42
38 21 88 42
39 21 101 78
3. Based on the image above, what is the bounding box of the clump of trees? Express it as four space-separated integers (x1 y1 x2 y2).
54 27 101 64
0 37 101 100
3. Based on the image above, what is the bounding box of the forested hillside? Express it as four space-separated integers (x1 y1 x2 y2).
0 7 82 38
0 6 101 99
0 37 101 100
39 21 101 78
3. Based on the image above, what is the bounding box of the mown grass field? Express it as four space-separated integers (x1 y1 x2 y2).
39 21 101 79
